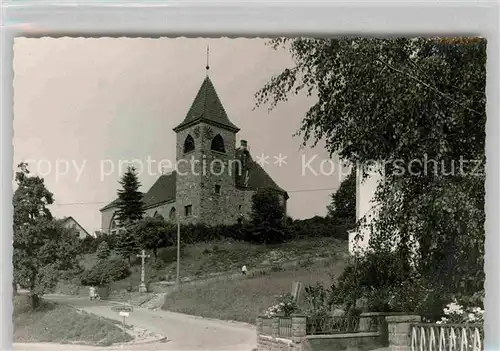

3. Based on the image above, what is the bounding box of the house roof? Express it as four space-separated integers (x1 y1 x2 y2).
99 192 144 211
99 173 176 212
235 147 289 199
141 172 177 208
61 216 92 237
173 76 240 133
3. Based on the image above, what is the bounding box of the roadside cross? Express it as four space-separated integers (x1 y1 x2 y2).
137 249 150 293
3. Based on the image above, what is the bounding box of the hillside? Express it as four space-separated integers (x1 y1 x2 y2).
152 237 349 324
71 236 348 305
162 250 348 324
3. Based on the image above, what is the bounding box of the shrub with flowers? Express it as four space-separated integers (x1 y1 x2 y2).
436 300 484 325
264 293 299 318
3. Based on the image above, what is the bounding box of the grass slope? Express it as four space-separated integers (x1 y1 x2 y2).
75 237 347 292
13 295 133 346
69 237 348 314
162 239 349 324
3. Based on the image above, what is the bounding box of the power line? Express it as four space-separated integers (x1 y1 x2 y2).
50 187 338 206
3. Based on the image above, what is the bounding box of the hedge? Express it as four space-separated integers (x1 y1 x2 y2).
159 216 351 246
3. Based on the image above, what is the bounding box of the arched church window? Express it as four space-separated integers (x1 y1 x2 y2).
169 207 177 221
183 135 195 154
153 211 164 220
211 134 225 153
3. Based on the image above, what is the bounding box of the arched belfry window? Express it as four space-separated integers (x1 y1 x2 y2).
211 134 225 153
169 207 177 221
184 135 195 154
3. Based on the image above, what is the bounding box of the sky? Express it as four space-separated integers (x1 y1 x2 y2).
13 38 349 234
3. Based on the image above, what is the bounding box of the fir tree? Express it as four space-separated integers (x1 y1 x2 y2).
115 166 145 226
96 241 111 261
114 229 138 265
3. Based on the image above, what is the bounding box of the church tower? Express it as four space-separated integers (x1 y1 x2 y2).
173 73 240 225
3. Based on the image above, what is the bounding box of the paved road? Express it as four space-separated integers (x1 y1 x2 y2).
14 295 256 351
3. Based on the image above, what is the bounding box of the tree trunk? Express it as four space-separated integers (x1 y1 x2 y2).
12 280 18 296
30 293 40 309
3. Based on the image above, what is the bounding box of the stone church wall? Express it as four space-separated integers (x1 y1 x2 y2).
100 207 116 233
234 188 256 221
197 122 240 226
175 125 203 225
144 202 177 222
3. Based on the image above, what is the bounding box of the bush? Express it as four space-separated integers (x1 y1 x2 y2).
80 257 130 286
264 293 299 317
151 258 166 271
79 236 99 254
329 248 466 318
157 247 178 264
298 257 315 268
288 216 352 240
302 282 335 318
54 278 84 295
330 250 405 313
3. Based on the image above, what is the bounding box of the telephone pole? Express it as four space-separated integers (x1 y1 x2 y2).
176 210 180 286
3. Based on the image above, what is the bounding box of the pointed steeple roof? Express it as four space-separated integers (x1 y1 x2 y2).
173 76 240 133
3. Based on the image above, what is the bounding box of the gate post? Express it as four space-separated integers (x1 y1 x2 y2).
386 314 421 351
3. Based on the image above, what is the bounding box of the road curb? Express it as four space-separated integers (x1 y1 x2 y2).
160 309 257 329
125 335 168 345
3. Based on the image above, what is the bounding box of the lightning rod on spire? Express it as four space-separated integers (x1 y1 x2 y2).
206 45 210 74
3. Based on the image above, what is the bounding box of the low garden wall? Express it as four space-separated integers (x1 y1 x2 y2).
256 312 418 351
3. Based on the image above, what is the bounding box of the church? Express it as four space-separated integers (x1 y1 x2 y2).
100 74 288 234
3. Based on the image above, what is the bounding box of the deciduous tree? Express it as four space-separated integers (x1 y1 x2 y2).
13 162 80 308
327 170 356 224
250 187 287 243
255 37 486 308
130 216 175 260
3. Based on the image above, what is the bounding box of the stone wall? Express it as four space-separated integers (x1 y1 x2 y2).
257 315 306 351
143 201 176 222
101 201 177 234
175 125 203 225
256 313 418 351
198 122 240 226
235 187 257 221
305 334 386 351
386 315 421 351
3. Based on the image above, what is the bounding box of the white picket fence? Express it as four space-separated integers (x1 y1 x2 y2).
410 323 483 351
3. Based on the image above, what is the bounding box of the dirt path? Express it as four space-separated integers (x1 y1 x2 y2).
43 295 256 351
